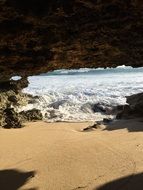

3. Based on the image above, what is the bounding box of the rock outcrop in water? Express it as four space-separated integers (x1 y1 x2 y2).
116 93 143 119
0 0 143 127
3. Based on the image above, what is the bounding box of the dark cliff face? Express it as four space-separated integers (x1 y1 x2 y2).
1 0 143 82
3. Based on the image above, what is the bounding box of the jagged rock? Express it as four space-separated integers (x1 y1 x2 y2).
0 77 29 92
1 0 143 82
0 89 29 127
0 90 29 109
8 95 18 104
116 93 143 119
20 109 43 122
0 109 5 127
3 107 22 128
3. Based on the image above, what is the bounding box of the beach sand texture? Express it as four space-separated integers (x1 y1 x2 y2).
0 120 143 190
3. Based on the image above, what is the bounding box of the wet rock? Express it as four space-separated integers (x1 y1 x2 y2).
81 103 110 114
49 100 66 109
116 93 143 119
93 103 106 113
20 109 43 122
103 118 113 123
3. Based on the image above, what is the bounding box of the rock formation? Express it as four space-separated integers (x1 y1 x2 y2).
0 89 28 128
117 93 143 119
20 109 43 122
1 0 143 83
0 0 143 127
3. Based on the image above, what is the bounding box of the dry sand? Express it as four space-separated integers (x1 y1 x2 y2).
0 119 143 190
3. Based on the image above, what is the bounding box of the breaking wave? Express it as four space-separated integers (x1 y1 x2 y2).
22 66 143 122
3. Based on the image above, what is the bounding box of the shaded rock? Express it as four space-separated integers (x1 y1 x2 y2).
103 118 113 123
20 109 43 122
8 95 18 104
93 103 106 113
0 109 5 127
1 0 143 82
116 93 143 119
0 77 29 93
109 104 125 116
116 105 132 119
81 103 110 114
3 107 22 128
116 105 125 111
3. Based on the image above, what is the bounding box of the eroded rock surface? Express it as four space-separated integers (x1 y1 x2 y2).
0 86 28 128
1 0 143 82
20 109 43 122
0 87 43 128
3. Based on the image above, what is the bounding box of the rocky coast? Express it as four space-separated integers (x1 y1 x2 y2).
0 1 143 189
0 0 143 127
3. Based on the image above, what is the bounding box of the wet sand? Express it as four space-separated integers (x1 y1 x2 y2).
0 120 143 190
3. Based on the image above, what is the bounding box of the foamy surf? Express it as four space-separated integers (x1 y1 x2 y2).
22 67 143 122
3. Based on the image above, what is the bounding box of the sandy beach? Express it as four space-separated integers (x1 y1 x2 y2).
0 120 143 190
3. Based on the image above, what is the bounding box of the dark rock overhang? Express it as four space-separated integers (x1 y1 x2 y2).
1 0 143 82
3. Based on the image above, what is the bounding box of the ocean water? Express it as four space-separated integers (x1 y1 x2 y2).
22 66 143 122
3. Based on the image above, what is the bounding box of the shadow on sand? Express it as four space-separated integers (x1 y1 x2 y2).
0 169 36 190
96 172 143 190
104 119 143 132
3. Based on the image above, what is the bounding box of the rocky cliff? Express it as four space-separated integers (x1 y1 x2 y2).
1 0 143 83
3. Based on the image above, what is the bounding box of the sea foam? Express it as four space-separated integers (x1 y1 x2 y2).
22 67 143 122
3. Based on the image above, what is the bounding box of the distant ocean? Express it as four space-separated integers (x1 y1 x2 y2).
22 66 143 122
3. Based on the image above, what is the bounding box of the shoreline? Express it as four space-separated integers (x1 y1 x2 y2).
0 119 143 189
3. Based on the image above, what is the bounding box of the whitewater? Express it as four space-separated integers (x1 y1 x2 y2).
21 66 143 122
